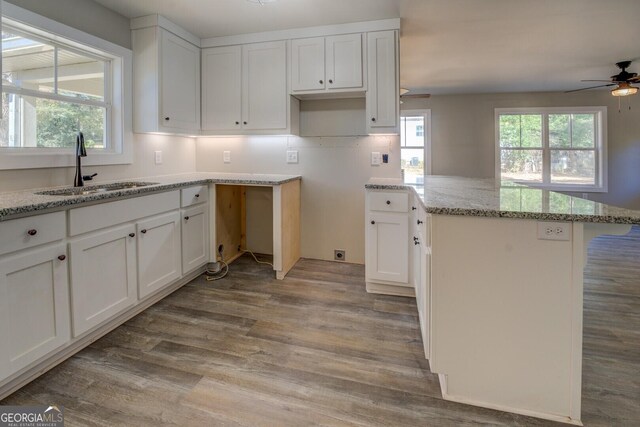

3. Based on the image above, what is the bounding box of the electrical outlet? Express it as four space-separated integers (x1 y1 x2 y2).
371 152 382 166
537 222 571 241
154 151 162 165
334 250 346 261
286 150 298 164
223 151 231 164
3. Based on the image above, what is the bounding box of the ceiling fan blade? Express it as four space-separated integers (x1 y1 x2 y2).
629 76 640 82
400 93 431 99
565 83 616 93
580 79 615 83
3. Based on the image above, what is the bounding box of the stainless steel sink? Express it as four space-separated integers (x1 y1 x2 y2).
35 182 159 196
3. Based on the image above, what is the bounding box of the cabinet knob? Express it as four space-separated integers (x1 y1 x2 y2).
164 117 170 121
235 121 240 125
417 220 423 225
27 229 37 236
195 194 200 198
412 206 417 211
329 79 333 84
413 236 418 241
386 200 391 205
371 117 377 122
128 233 135 238
243 121 247 125
319 79 323 84
58 255 66 261
414 240 420 245
184 216 190 221
371 220 376 225
141 229 147 234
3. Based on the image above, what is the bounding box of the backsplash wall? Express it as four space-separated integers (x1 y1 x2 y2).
196 135 400 264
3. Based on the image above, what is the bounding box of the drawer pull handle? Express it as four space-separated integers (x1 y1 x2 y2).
141 229 147 234
184 216 190 221
386 200 391 205
27 229 37 236
129 233 135 238
58 255 66 261
417 220 423 225
371 220 376 225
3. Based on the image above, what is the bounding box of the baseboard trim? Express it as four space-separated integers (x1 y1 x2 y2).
366 281 415 297
0 266 206 400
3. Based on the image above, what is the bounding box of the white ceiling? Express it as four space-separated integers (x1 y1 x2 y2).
94 0 640 95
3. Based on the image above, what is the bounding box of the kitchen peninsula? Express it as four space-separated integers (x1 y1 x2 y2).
365 176 640 425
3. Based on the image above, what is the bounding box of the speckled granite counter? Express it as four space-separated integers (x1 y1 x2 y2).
0 173 301 221
366 176 640 225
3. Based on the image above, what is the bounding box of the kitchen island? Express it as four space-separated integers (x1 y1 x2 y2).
365 176 640 425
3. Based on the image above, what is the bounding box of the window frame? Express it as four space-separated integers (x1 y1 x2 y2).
0 2 132 170
495 106 607 193
400 109 432 177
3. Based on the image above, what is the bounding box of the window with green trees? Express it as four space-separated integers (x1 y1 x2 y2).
496 107 606 191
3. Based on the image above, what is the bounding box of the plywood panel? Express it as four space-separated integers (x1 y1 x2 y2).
215 185 245 263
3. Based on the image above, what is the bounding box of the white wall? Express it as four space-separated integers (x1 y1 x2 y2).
197 134 399 264
0 134 196 192
402 90 640 209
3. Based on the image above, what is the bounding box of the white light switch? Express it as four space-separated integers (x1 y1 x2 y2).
223 151 231 164
371 152 382 166
154 151 162 165
286 150 298 164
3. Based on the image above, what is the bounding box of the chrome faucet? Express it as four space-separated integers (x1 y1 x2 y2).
74 132 97 187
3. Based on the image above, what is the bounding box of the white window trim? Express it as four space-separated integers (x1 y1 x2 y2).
0 2 133 170
495 106 608 193
400 109 432 175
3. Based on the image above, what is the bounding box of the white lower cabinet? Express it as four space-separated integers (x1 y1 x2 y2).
69 224 137 337
0 243 70 382
366 211 409 283
181 204 209 274
137 211 182 299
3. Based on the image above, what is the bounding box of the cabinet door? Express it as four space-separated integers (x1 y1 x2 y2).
160 29 200 132
182 204 209 274
0 244 70 381
69 225 137 337
326 34 363 90
420 242 431 359
202 45 242 131
366 30 398 132
366 212 408 283
291 37 325 92
242 41 287 130
137 211 182 300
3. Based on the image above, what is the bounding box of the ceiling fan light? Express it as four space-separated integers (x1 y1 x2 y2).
611 82 638 97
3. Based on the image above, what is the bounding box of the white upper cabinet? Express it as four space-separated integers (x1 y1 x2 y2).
366 30 399 134
202 41 290 133
202 45 242 131
132 22 200 135
291 33 364 94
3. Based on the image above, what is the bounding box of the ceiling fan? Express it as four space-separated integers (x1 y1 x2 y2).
566 61 639 96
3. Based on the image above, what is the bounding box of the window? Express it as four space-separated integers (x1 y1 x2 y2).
401 110 431 185
499 187 598 215
0 2 132 169
496 107 607 192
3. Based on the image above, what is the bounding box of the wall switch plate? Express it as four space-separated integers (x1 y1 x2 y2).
286 150 298 164
371 152 382 166
382 154 389 163
223 151 231 164
537 222 571 241
154 151 162 165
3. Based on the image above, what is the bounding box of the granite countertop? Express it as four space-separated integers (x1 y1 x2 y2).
366 176 640 225
0 172 301 221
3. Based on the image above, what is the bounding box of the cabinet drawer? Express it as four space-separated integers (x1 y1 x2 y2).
181 185 208 207
0 211 66 256
69 191 180 236
369 191 408 213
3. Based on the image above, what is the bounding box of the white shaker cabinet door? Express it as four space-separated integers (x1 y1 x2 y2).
291 37 325 92
366 30 398 133
181 204 209 275
366 212 409 284
0 244 70 382
137 211 182 300
326 33 363 90
202 45 242 131
69 225 137 337
242 41 287 130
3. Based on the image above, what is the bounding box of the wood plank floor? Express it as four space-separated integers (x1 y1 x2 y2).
3 227 639 426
